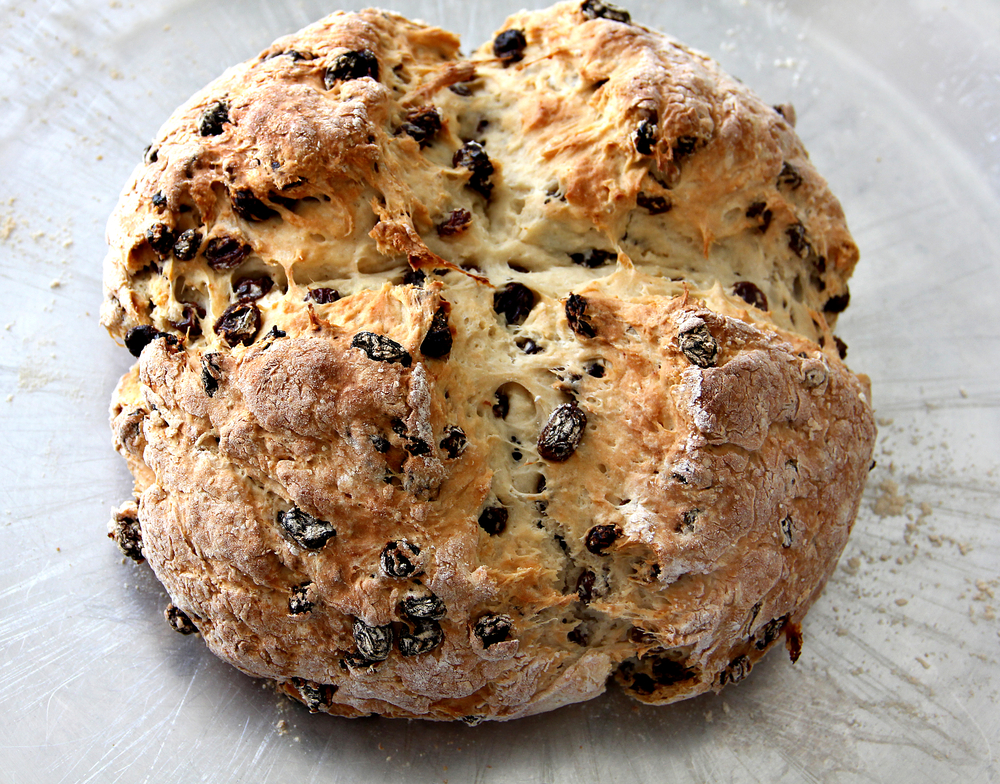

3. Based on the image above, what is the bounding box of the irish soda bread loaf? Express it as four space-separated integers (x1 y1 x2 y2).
101 0 876 721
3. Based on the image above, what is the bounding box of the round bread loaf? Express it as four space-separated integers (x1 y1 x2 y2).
102 0 876 721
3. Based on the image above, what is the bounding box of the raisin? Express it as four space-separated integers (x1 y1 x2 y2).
391 418 408 436
398 620 444 656
453 141 494 199
745 201 773 233
634 120 657 155
493 282 536 326
124 325 168 357
201 353 221 397
205 236 250 270
565 293 596 338
278 507 336 550
151 192 167 209
569 249 616 268
516 338 543 354
370 434 390 453
340 652 377 670
673 136 699 160
234 275 273 302
576 570 596 603
786 223 811 259
478 505 508 536
733 281 768 311
824 292 850 313
581 0 632 24
421 305 452 358
232 189 277 222
291 678 337 713
777 161 803 190
493 29 527 65
720 655 752 686
637 193 672 214
401 592 447 621
780 515 793 547
586 362 605 378
404 437 430 456
568 626 590 646
678 508 699 533
403 268 426 287
677 322 718 368
353 618 392 661
214 303 260 347
755 615 788 650
288 584 314 615
538 402 587 462
492 390 509 419
439 426 467 459
473 613 512 648
325 50 379 88
172 229 202 260
198 101 229 136
165 604 197 634
380 540 421 578
306 287 340 304
351 332 412 367
400 106 442 147
630 673 656 694
585 524 622 555
173 303 204 339
108 512 143 562
834 336 848 359
145 223 176 256
437 208 472 237
651 656 695 685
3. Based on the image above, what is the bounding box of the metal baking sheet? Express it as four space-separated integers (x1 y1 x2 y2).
1 0 998 781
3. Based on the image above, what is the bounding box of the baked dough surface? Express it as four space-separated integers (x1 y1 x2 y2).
103 1 875 721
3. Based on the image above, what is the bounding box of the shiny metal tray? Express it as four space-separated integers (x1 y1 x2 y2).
1 0 998 781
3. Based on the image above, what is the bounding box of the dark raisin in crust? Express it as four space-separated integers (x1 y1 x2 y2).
473 614 513 648
353 618 392 661
537 402 587 462
214 303 260 347
493 282 537 326
198 101 229 136
380 540 421 579
493 29 528 65
677 322 718 368
165 604 197 634
278 507 336 550
585 524 622 554
581 0 632 24
351 332 412 366
733 281 768 311
478 505 508 535
205 236 250 270
325 50 379 88
453 141 495 198
565 294 597 338
400 106 442 147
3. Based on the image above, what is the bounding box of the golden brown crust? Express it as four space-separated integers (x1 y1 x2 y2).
103 1 874 721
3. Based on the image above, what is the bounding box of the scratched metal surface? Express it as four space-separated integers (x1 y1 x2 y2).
1 0 998 781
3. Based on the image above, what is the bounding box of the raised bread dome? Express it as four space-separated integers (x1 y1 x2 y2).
102 0 875 721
